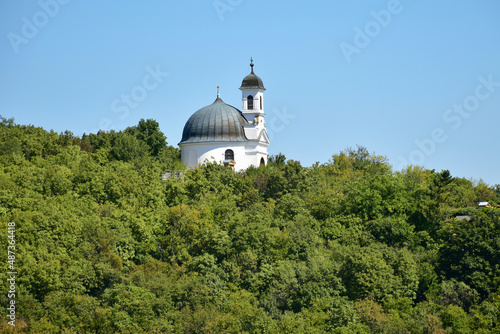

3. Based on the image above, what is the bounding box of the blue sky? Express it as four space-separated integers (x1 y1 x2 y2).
1 0 499 185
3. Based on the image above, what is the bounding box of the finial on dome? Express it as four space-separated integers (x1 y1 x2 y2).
250 57 254 73
217 85 220 98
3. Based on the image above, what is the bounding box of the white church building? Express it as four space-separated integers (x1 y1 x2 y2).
179 59 270 171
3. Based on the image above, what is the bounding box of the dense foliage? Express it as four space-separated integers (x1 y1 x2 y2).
1 116 500 333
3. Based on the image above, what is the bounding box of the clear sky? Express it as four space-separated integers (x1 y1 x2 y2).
1 1 499 185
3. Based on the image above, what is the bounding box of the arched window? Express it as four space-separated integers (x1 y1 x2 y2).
225 149 234 160
260 157 265 166
260 96 263 110
247 95 253 110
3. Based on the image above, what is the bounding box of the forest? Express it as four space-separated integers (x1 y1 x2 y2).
1 116 500 333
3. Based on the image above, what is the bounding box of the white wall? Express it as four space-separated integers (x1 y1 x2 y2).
181 141 268 171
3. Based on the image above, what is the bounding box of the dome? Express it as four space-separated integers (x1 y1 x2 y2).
179 97 249 144
240 60 265 90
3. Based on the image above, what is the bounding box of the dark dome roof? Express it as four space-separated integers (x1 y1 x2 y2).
179 97 249 144
240 61 265 90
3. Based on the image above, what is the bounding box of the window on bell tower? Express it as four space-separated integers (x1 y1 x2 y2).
247 95 253 110
225 149 234 160
260 96 262 110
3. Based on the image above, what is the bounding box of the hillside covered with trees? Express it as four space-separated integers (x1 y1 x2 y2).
1 116 500 333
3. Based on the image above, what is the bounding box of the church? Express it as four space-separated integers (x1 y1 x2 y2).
178 59 270 171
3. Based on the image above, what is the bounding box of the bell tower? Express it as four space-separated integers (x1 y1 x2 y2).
240 58 266 126
239 58 270 167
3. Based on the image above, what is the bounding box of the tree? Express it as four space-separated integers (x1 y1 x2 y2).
126 118 167 157
110 132 149 162
341 244 419 303
437 211 500 297
35 291 112 333
102 284 157 332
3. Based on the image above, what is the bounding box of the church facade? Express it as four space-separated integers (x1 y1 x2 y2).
179 60 270 171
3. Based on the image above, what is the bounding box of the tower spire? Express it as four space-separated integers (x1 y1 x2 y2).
217 85 220 98
250 57 254 73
